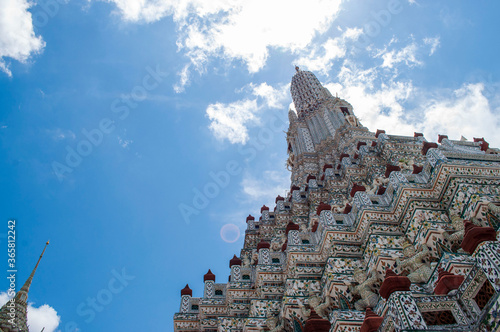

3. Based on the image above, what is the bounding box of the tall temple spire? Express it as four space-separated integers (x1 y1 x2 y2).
19 241 49 296
0 241 49 332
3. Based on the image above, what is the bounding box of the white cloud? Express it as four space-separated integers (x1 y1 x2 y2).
46 128 76 141
241 169 289 207
0 292 60 332
423 36 440 55
421 83 500 146
327 62 417 136
250 82 289 109
118 136 133 148
107 0 342 80
206 83 289 144
378 42 422 69
173 64 191 93
27 304 60 332
326 60 500 147
295 27 363 75
0 0 45 76
206 99 259 144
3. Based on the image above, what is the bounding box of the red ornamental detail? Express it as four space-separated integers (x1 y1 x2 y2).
181 284 192 296
316 202 331 215
412 164 423 174
340 153 350 162
257 240 270 251
360 308 383 332
323 164 333 172
261 205 269 213
354 153 359 159
282 239 288 251
371 141 377 147
375 129 385 138
311 222 319 233
438 134 448 143
291 185 300 193
414 132 423 137
377 186 386 195
385 164 401 178
350 183 366 197
286 222 300 235
229 255 242 267
275 195 285 203
304 309 331 332
434 268 464 295
343 204 352 214
246 215 255 222
320 174 325 181
357 141 367 150
379 269 411 300
204 269 216 282
480 140 489 151
460 221 497 254
306 174 316 182
422 142 438 155
473 137 489 151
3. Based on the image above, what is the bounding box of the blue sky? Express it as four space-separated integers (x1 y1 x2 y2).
1 0 499 331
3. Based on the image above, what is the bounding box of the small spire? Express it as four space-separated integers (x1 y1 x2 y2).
0 241 49 331
20 241 49 294
295 65 300 72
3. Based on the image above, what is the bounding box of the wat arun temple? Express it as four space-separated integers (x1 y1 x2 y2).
174 68 500 332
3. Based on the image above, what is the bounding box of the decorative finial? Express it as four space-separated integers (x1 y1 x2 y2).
295 66 300 72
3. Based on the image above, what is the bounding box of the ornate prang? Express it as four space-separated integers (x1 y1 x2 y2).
173 68 500 332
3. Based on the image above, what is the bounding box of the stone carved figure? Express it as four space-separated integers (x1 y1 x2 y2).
250 250 259 265
242 254 251 267
345 114 361 127
443 214 465 245
286 154 295 171
331 198 350 213
488 202 500 214
398 158 415 172
265 316 284 332
396 240 432 283
271 239 283 251
299 295 332 320
349 268 379 311
364 177 388 195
